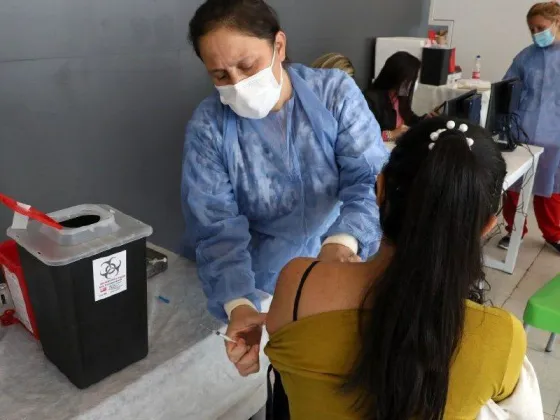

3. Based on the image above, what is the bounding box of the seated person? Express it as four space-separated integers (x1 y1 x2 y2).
364 51 426 141
311 53 355 78
265 118 527 419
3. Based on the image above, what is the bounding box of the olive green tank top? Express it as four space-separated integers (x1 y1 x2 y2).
265 262 526 419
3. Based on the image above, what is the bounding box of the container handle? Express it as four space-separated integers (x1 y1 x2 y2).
0 194 62 230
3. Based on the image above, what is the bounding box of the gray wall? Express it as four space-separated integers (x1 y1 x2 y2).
0 0 427 250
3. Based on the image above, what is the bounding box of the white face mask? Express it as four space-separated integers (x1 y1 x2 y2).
216 49 283 119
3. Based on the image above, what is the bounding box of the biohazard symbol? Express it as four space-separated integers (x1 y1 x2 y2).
100 257 121 279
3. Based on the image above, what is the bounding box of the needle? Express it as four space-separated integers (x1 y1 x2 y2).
199 324 237 344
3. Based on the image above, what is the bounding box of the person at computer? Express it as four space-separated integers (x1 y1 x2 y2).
499 1 560 253
364 52 434 142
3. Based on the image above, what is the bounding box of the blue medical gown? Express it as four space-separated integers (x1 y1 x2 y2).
181 64 387 320
505 44 560 197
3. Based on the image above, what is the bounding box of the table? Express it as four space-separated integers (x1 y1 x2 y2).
485 145 543 274
412 83 491 127
386 142 544 274
0 247 271 420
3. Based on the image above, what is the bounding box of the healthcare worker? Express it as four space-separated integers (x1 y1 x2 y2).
182 0 386 376
500 1 560 253
311 53 356 78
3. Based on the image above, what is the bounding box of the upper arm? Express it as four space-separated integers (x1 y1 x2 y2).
364 91 382 122
183 120 231 216
364 90 391 131
266 258 315 335
182 107 243 244
494 314 527 402
182 105 255 318
504 51 526 81
266 258 366 334
324 77 387 251
333 78 387 180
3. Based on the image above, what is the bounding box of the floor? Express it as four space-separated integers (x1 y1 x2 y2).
484 210 560 419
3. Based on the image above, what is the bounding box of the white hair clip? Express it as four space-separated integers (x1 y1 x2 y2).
429 121 474 150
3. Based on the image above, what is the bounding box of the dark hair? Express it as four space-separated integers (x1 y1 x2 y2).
372 51 422 124
188 0 281 58
344 118 506 420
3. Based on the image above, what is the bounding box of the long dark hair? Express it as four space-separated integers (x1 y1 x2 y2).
372 51 421 124
345 118 506 420
188 0 281 58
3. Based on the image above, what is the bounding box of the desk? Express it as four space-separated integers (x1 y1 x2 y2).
485 145 543 274
386 142 544 274
0 248 270 420
412 83 491 127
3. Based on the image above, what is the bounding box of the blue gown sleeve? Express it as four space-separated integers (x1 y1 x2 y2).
325 76 388 258
504 51 524 80
182 105 259 321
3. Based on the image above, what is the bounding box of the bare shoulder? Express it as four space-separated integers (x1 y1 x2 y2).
266 258 368 335
266 258 317 335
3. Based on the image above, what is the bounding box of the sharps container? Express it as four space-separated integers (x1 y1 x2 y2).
0 194 153 389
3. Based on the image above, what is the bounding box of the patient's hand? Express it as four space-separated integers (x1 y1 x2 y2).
317 244 362 263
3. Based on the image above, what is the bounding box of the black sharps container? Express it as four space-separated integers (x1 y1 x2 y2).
5 202 153 389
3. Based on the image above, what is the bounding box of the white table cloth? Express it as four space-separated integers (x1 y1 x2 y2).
0 248 270 420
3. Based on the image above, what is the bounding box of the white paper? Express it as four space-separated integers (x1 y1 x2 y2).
2 264 34 333
92 250 127 302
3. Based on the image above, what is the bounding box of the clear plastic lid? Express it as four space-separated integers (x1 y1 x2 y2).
7 204 153 266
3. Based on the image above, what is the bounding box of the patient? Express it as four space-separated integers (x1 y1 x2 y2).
265 118 526 419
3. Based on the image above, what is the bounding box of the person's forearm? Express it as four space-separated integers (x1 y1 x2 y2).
326 181 381 259
194 224 256 321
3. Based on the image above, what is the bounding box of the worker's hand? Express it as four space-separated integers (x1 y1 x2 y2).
225 305 266 377
393 125 409 138
318 244 362 263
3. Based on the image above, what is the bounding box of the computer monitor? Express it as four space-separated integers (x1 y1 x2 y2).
485 78 523 151
443 89 483 125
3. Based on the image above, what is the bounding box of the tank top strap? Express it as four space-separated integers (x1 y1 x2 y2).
292 261 320 321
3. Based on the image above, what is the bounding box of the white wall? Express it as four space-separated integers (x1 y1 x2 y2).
429 0 537 82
